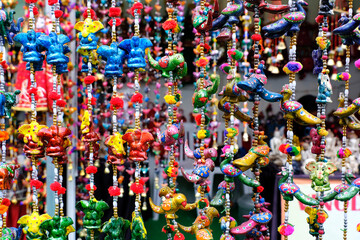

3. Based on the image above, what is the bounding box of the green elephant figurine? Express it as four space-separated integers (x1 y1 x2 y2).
76 198 109 233
147 51 187 78
5 90 20 118
102 217 130 240
192 73 220 111
131 212 147 240
305 161 337 192
39 215 75 240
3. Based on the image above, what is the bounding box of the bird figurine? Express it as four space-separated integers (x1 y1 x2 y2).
335 177 360 201
322 173 354 202
280 84 322 125
245 0 290 14
333 13 360 46
178 207 219 240
278 168 319 205
149 186 198 219
147 51 187 78
193 73 220 111
158 121 184 151
333 96 360 118
233 145 270 172
262 0 308 38
335 93 360 130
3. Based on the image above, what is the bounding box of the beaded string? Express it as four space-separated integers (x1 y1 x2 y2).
0 1 5 236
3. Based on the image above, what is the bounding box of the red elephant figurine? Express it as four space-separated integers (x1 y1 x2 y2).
122 129 154 162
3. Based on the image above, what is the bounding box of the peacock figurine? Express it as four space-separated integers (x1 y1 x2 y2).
322 173 354 202
278 168 319 205
333 95 360 118
280 84 322 125
335 177 360 201
333 13 360 46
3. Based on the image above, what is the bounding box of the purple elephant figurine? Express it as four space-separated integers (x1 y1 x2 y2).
310 128 323 155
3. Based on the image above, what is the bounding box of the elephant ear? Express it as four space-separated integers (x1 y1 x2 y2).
75 200 90 211
325 162 337 174
39 213 52 222
305 161 317 172
39 219 53 231
92 21 104 33
66 225 75 235
17 215 29 225
95 201 110 211
74 21 84 32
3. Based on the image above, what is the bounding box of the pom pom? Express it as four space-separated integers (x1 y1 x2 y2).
220 63 231 74
278 223 294 236
33 7 39 16
355 59 360 70
25 0 37 3
85 184 97 192
227 49 244 61
279 143 289 154
163 19 177 30
197 129 209 139
162 225 175 234
337 147 352 158
0 61 8 69
85 97 97 105
30 179 43 189
84 76 96 85
357 223 360 232
28 87 37 95
86 166 98 174
58 187 66 195
336 72 351 81
195 114 202 126
108 18 122 27
50 181 62 191
164 95 176 104
130 182 144 194
49 91 60 101
1 198 10 207
283 61 303 74
317 212 327 223
0 204 8 214
286 146 300 156
257 186 264 193
110 97 124 109
54 10 63 18
251 34 262 41
174 232 185 240
196 57 209 67
108 186 121 196
131 93 143 103
56 99 66 107
315 15 324 23
131 2 144 16
83 9 96 20
109 7 121 17
0 131 9 141
47 0 58 5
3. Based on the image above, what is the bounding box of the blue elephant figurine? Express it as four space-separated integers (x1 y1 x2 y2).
119 36 153 70
316 72 332 104
37 32 70 66
97 42 126 78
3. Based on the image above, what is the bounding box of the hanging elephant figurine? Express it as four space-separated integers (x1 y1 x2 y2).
262 0 308 38
122 129 154 162
178 207 219 240
102 217 131 240
74 17 104 54
305 161 337 192
333 13 360 46
147 51 187 78
4 90 20 118
97 42 126 78
4 10 24 45
237 62 283 103
18 121 48 158
305 206 328 236
76 198 110 230
2 227 22 240
39 215 75 240
316 71 332 103
278 168 319 205
0 162 19 190
81 111 101 161
14 29 45 71
37 32 70 74
192 73 220 111
18 212 52 240
104 132 126 165
119 36 153 69
131 212 147 240
280 84 322 125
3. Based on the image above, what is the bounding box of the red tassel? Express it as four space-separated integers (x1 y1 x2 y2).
131 93 143 103
251 34 262 41
0 61 8 69
30 179 43 189
109 7 121 17
108 18 122 27
257 186 264 193
33 7 39 16
83 9 96 20
54 10 63 18
86 166 98 174
25 0 37 3
84 76 96 85
58 187 66 195
194 114 202 126
315 15 324 24
56 99 66 107
130 182 144 194
38 1 44 7
108 186 121 196
50 182 61 191
174 232 185 240
85 184 97 192
196 58 209 67
85 97 97 105
1 198 10 207
162 19 177 30
47 0 58 5
49 91 60 101
110 97 124 109
131 2 144 16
